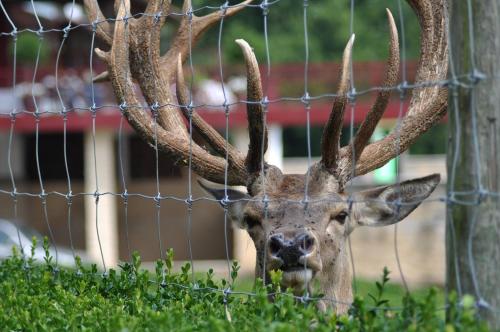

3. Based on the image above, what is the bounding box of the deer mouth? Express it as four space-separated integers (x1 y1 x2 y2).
280 267 314 293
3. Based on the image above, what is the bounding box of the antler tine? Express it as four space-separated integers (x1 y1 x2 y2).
103 0 245 186
122 0 190 140
339 0 448 180
176 55 247 175
341 9 400 178
161 0 255 83
83 0 113 45
235 39 268 176
320 34 355 173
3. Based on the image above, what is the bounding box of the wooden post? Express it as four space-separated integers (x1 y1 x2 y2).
447 1 500 328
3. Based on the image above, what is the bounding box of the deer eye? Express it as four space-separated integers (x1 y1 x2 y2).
243 215 260 229
333 211 348 225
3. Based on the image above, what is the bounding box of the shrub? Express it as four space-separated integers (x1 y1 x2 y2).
0 238 490 331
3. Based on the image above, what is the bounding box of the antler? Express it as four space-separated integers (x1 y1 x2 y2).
84 0 255 185
320 34 355 173
235 39 268 176
85 0 447 191
318 0 448 184
84 0 254 82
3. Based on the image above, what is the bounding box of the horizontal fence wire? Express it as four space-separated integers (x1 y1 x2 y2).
0 0 498 316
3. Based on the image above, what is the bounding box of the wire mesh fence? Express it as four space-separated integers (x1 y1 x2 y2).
0 0 498 319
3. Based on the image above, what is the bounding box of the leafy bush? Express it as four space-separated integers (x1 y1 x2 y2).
0 238 489 331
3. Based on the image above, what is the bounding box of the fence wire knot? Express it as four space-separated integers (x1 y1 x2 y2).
469 69 486 85
301 196 310 210
223 103 230 116
66 191 73 205
185 195 193 209
347 88 357 103
186 102 194 117
221 195 230 208
119 102 128 113
154 194 161 207
60 106 68 117
153 11 162 24
222 287 231 305
301 92 311 107
299 292 310 304
63 26 70 38
476 298 491 310
262 194 270 210
39 190 47 201
261 96 269 111
260 1 269 16
477 188 488 205
186 7 194 22
397 81 408 99
151 102 160 118
220 2 229 16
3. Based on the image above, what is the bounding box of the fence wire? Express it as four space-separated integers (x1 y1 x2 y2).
0 0 498 316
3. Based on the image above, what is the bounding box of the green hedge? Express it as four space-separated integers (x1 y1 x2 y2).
0 238 489 331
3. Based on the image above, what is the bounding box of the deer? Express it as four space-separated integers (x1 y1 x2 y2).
84 0 448 314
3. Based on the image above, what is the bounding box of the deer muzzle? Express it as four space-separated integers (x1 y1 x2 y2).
267 232 321 293
268 232 321 271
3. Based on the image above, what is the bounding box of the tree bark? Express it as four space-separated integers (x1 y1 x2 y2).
447 0 500 329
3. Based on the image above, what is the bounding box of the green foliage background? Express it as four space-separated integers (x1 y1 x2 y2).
187 0 420 64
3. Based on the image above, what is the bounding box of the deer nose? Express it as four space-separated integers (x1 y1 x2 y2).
268 233 316 268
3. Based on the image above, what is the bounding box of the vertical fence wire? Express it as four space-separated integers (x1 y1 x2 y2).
394 0 409 293
464 0 486 307
30 3 60 266
260 0 271 285
2 1 23 258
346 0 357 295
215 2 232 283
88 2 104 273
149 10 164 265
185 2 196 284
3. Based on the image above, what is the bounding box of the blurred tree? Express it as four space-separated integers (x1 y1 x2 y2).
186 0 420 64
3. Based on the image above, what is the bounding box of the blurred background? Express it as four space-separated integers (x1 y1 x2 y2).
0 0 447 287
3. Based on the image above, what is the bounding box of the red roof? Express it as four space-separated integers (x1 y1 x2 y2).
0 61 417 132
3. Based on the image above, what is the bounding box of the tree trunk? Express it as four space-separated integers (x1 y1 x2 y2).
447 1 500 329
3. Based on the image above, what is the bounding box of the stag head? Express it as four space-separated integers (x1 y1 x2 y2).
84 0 447 313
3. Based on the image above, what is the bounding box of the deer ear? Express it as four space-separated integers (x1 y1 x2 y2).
198 181 250 228
353 174 440 227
